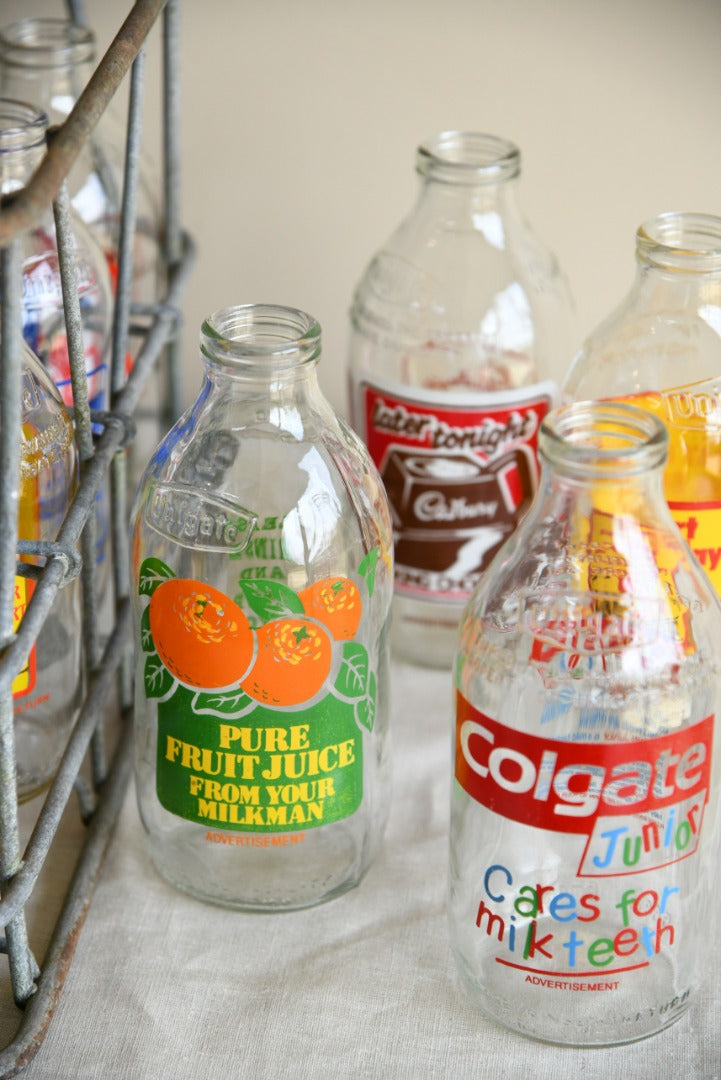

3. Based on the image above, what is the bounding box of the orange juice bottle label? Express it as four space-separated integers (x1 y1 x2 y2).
137 552 381 833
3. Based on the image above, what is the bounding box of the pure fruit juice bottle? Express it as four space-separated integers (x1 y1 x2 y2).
131 304 394 911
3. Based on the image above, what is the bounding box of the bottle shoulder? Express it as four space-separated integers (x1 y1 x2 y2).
350 216 575 384
133 391 393 569
564 287 721 399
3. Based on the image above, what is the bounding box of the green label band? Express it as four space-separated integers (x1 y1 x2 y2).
156 686 363 832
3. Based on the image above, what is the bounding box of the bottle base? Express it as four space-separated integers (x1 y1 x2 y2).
17 775 53 805
451 950 693 1047
391 595 461 668
15 714 73 803
144 824 368 912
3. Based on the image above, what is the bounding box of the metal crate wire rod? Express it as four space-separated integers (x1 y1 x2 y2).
0 600 132 928
52 175 105 795
112 51 145 398
110 41 148 721
0 214 197 931
162 0 183 424
0 0 169 248
0 400 136 703
0 241 37 1010
0 711 134 1079
0 0 193 1070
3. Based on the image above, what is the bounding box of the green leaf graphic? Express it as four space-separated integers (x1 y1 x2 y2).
358 548 379 598
144 652 175 699
192 689 255 719
355 671 377 732
334 642 370 700
138 557 175 597
140 606 154 652
239 579 304 622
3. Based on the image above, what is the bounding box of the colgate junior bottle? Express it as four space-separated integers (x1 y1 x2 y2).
450 400 721 1045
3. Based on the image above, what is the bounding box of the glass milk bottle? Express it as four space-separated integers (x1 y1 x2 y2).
0 16 161 307
450 400 721 1045
12 341 82 800
131 304 394 911
564 212 721 600
0 99 112 416
0 17 164 479
349 132 575 667
0 98 112 590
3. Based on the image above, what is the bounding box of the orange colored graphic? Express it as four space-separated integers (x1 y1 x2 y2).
242 617 332 707
298 577 362 640
149 579 254 689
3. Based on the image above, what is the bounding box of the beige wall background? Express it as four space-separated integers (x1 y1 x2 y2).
4 0 721 420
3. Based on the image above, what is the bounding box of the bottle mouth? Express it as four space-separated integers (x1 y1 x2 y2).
0 99 47 152
416 132 520 184
200 304 322 371
0 18 95 68
636 212 721 273
539 400 668 478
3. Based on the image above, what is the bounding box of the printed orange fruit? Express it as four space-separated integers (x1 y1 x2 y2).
298 577 362 641
149 579 254 689
242 617 332 707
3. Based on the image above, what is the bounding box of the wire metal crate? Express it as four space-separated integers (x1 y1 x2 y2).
0 1 193 1072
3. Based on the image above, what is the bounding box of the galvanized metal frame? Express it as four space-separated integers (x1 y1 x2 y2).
0 1 194 1072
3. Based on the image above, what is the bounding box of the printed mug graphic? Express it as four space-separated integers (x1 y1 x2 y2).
361 383 552 601
137 552 381 832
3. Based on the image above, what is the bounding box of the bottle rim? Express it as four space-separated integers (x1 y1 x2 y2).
539 400 668 478
0 18 95 69
636 212 721 273
0 98 47 153
416 132 520 184
201 304 322 371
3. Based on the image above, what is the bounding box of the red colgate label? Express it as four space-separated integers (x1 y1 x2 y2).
455 691 712 836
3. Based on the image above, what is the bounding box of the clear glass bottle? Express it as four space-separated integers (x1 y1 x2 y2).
450 400 721 1046
564 211 721 600
0 99 112 412
0 17 162 309
0 17 164 484
13 340 82 801
349 131 575 668
131 304 394 911
0 98 112 587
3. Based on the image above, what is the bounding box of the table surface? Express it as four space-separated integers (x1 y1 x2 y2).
8 660 721 1080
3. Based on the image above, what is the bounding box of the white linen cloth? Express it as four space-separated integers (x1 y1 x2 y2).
9 660 720 1079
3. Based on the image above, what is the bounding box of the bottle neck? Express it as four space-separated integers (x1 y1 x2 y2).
200 305 322 397
539 400 668 491
632 212 721 302
0 18 95 124
0 99 47 193
413 130 522 224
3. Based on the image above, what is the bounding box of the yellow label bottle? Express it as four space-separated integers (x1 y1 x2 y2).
564 213 721 596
